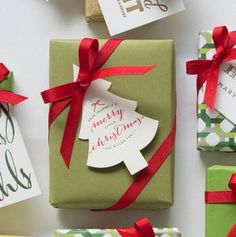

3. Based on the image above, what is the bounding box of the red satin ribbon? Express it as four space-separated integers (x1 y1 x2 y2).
186 26 236 110
41 38 155 168
228 224 236 237
0 63 27 104
104 115 176 210
117 218 155 237
205 173 236 204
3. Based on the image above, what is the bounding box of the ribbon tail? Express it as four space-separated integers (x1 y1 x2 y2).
228 224 236 237
60 88 84 168
49 98 71 126
103 114 176 211
204 64 220 110
0 90 28 105
92 66 156 80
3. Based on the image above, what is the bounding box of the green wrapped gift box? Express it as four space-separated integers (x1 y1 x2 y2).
197 30 236 152
49 39 175 209
85 0 104 22
54 228 181 237
206 165 236 236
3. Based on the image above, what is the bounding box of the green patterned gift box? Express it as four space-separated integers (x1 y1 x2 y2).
54 228 181 237
197 31 236 151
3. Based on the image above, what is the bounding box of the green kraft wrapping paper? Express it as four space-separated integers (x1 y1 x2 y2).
54 228 181 237
85 0 104 22
49 39 175 209
206 165 236 237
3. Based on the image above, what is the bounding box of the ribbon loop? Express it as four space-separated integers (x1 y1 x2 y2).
228 224 236 237
117 218 155 237
134 218 155 237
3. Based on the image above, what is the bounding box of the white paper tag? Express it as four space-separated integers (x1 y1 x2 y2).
0 104 41 208
74 65 159 175
213 62 236 125
98 0 185 36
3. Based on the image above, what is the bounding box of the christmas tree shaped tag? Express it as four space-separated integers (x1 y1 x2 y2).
74 65 159 175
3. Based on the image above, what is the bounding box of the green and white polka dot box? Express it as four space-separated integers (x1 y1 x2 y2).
53 228 181 237
197 30 236 151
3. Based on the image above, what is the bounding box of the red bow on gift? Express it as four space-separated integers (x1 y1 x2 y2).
0 63 27 104
186 26 236 110
117 218 155 237
41 38 155 168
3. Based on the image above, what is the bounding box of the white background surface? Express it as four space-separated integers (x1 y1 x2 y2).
0 0 236 236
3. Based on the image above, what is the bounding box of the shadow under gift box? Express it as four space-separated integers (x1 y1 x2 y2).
206 166 236 237
49 39 175 209
54 228 181 237
85 0 104 22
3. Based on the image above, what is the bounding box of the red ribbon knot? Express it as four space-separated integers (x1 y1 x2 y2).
117 218 155 237
186 26 236 110
41 38 155 168
0 63 27 105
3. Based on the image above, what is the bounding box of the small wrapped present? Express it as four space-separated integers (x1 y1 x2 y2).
85 0 104 22
205 165 236 237
187 26 236 151
54 218 181 237
42 38 176 210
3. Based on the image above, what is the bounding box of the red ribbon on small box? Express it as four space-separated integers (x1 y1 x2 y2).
117 217 155 237
41 38 176 210
186 26 236 110
0 63 27 104
206 173 236 236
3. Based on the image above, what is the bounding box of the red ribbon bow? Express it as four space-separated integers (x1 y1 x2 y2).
41 38 155 168
117 218 155 237
228 224 236 237
186 26 236 110
0 63 27 104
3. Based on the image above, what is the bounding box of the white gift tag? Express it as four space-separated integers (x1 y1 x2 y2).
0 104 41 208
74 65 159 175
98 0 185 36
213 62 236 125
